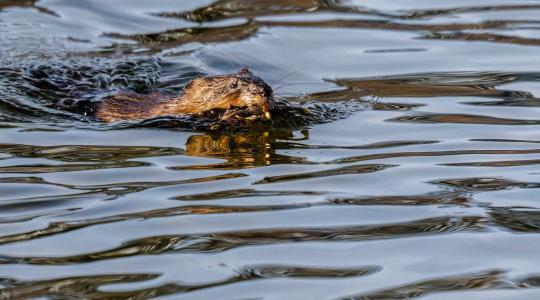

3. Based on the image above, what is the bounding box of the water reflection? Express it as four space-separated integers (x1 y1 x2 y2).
431 177 540 192
107 19 540 52
490 208 540 233
388 4 540 19
177 130 310 170
106 23 260 51
0 215 486 265
390 113 540 126
340 269 508 300
156 1 540 22
0 143 181 174
155 0 366 22
254 163 395 184
1 0 540 299
442 158 540 167
329 72 537 100
0 265 378 299
0 0 57 16
329 148 540 165
328 191 470 207
0 176 482 247
423 32 540 47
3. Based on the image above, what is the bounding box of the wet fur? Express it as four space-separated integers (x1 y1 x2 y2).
96 69 275 123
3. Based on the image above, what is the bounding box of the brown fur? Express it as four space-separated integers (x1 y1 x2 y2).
96 69 275 123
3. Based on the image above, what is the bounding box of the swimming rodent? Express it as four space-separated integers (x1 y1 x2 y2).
96 68 276 124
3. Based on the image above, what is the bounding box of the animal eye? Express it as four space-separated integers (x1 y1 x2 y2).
229 81 238 89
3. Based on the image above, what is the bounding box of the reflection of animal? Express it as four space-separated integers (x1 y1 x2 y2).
182 131 309 169
96 69 275 124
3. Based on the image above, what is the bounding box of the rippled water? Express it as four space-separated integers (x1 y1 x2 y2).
1 0 540 299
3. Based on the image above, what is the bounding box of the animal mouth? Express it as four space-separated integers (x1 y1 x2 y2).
195 93 274 127
219 104 272 123
212 94 273 123
195 104 271 127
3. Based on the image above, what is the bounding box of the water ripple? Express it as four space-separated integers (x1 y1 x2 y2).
0 215 486 265
1 0 540 299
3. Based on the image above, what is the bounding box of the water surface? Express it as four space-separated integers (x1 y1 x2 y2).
1 0 540 299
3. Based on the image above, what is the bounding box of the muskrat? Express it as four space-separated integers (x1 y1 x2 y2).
96 68 276 124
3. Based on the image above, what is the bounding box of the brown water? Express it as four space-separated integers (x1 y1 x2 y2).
1 0 540 299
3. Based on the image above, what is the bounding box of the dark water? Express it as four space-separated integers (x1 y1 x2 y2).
1 0 540 299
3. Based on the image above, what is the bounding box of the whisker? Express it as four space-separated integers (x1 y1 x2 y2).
274 82 323 93
271 67 312 88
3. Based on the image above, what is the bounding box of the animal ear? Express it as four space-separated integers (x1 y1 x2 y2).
238 68 252 77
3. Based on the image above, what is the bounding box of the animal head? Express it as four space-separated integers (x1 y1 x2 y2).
183 68 275 123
